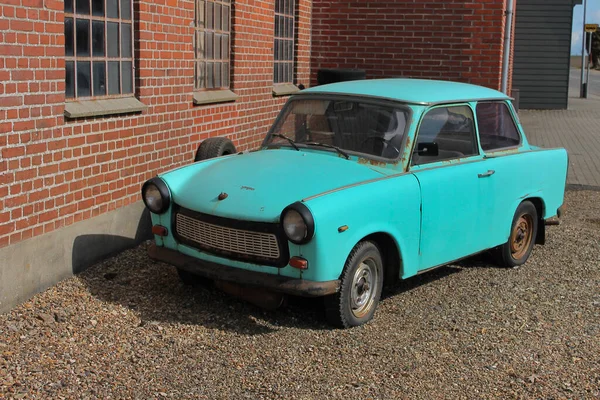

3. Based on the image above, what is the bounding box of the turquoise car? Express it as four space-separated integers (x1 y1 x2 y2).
142 79 568 328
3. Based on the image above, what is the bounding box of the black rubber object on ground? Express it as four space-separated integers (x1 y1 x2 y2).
194 137 237 161
316 68 366 86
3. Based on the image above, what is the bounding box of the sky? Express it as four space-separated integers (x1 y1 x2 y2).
571 1 600 55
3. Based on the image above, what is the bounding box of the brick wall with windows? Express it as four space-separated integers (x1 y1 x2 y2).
0 0 312 249
310 0 513 91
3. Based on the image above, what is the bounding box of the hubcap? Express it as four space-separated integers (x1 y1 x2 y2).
510 214 534 259
350 258 378 318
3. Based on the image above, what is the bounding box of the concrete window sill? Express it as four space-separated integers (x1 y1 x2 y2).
64 97 147 119
193 89 238 105
272 83 300 97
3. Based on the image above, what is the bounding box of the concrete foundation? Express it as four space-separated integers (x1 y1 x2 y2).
0 202 152 313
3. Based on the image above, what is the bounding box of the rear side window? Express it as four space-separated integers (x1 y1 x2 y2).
476 102 521 151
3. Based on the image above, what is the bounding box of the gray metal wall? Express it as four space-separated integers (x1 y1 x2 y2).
513 0 580 109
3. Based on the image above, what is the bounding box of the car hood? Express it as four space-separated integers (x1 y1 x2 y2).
160 149 386 222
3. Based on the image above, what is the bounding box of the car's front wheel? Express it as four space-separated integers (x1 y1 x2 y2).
495 200 538 268
324 241 383 328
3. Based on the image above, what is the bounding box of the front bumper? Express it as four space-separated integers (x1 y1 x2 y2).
148 244 340 297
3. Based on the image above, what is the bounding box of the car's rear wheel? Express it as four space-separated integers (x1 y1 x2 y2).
324 241 383 328
194 137 236 162
495 201 538 268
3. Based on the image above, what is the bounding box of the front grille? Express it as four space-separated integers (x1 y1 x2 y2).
172 206 289 267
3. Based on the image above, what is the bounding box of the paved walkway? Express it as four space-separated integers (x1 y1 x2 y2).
519 69 600 189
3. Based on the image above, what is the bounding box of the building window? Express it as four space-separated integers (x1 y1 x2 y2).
273 0 294 84
195 0 231 90
64 0 134 100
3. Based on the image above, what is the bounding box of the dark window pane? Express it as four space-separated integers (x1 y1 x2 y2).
274 63 279 84
77 61 91 97
196 0 205 27
196 61 205 89
206 2 213 29
288 41 293 61
214 34 221 59
223 5 229 31
196 31 204 59
121 0 131 20
274 39 279 60
92 0 104 16
288 18 293 38
108 61 120 94
476 103 521 151
122 61 132 93
223 35 229 60
76 0 90 15
214 61 221 87
121 23 132 58
107 0 118 18
107 22 119 57
215 3 221 30
65 18 74 56
92 20 105 56
222 63 229 87
93 61 106 96
66 61 75 98
121 61 133 93
206 31 213 59
206 62 214 89
65 0 74 13
76 19 90 56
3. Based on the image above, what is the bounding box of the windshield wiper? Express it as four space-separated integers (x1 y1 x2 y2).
271 133 300 151
305 142 350 159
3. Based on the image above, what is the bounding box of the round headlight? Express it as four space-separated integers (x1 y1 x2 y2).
142 178 170 214
281 203 315 245
283 209 307 243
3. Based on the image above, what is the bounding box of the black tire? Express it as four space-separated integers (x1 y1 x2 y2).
194 137 236 162
495 201 538 268
177 268 211 287
316 68 366 85
324 241 384 328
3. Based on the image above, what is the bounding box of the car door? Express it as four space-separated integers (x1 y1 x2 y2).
474 101 528 249
409 104 489 270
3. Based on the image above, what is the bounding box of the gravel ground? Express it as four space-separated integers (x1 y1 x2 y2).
1 190 599 399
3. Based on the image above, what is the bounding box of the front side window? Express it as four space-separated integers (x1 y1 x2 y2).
476 102 521 151
195 0 231 90
412 105 478 166
64 0 134 100
273 0 295 84
265 98 410 159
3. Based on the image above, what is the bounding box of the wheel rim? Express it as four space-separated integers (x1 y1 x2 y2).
510 214 534 260
350 257 379 318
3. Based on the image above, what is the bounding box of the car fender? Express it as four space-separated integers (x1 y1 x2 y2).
297 173 422 282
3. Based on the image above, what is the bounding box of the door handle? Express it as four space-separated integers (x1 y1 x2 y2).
478 170 495 178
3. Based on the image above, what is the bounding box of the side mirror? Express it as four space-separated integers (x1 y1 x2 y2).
417 142 439 157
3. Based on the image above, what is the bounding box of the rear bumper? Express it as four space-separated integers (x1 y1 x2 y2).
148 244 340 297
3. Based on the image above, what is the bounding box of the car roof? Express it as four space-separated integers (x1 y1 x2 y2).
300 78 511 105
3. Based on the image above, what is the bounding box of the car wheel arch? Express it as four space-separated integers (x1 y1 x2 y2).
344 232 403 288
506 196 546 246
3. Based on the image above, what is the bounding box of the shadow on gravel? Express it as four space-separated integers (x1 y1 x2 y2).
74 211 496 333
77 244 489 334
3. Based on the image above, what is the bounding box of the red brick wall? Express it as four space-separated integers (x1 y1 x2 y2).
311 0 511 91
0 0 312 248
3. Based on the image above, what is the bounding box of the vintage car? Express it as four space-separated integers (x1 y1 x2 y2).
142 79 568 328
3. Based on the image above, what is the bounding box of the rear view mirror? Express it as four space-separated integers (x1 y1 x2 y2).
417 142 439 156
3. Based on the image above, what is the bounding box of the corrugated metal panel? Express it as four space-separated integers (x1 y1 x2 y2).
512 0 575 109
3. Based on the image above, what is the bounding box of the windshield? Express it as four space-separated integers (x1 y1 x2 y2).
265 97 410 159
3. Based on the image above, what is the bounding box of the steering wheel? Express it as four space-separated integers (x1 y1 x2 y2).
360 136 400 157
